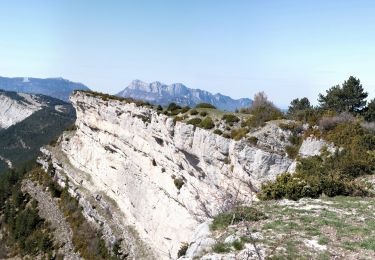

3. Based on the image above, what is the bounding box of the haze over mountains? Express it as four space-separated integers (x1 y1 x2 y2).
0 76 253 111
117 80 252 111
0 76 90 102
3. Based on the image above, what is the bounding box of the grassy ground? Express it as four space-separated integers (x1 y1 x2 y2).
209 196 375 259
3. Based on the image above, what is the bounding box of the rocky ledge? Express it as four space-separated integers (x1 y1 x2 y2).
37 91 327 259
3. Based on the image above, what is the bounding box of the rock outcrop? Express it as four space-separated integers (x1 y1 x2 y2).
0 91 44 129
37 91 304 259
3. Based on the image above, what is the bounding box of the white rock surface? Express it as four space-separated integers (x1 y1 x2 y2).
38 91 312 259
299 136 336 158
0 92 44 129
179 221 215 259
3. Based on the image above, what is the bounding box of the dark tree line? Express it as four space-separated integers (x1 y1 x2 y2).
288 76 374 122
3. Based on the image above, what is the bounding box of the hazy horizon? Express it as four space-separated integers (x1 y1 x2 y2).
1 0 375 107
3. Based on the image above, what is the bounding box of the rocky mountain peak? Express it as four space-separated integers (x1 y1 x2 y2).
117 80 252 111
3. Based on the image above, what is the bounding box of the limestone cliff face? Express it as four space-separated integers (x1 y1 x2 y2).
39 91 297 259
0 91 44 129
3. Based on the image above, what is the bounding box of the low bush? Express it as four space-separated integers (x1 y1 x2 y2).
231 128 249 141
174 178 184 190
279 122 303 133
288 134 302 146
222 114 240 124
232 239 245 250
222 133 231 139
244 105 284 128
288 108 320 124
174 116 183 123
213 129 223 135
199 111 208 117
187 118 202 126
285 145 299 159
210 207 266 231
167 102 182 111
364 98 375 122
259 121 375 200
180 106 190 113
319 112 356 132
200 117 215 129
196 103 216 109
212 242 231 253
190 109 198 115
361 122 375 134
177 243 189 257
248 136 258 145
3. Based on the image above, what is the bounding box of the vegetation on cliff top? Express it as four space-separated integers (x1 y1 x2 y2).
209 196 375 259
258 76 375 201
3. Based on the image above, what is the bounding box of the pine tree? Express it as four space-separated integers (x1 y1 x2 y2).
318 76 368 114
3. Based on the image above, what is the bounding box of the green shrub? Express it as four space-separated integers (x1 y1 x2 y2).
174 116 183 123
211 207 266 231
222 114 240 124
200 117 215 129
279 122 303 133
180 106 190 113
258 132 373 201
257 172 317 201
213 129 223 135
167 102 182 111
232 239 245 250
157 105 163 111
248 136 258 145
285 145 299 159
187 118 202 126
223 157 231 164
48 181 62 198
190 109 198 115
222 133 231 139
244 105 284 128
231 128 249 141
174 178 184 190
364 98 375 122
196 103 216 109
288 134 302 146
289 108 319 124
212 242 231 253
177 243 189 257
199 111 208 117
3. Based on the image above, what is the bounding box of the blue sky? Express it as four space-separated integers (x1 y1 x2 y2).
0 1 374 107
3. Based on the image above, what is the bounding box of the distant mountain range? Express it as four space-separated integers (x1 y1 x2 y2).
0 90 75 172
0 76 90 102
117 80 252 111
